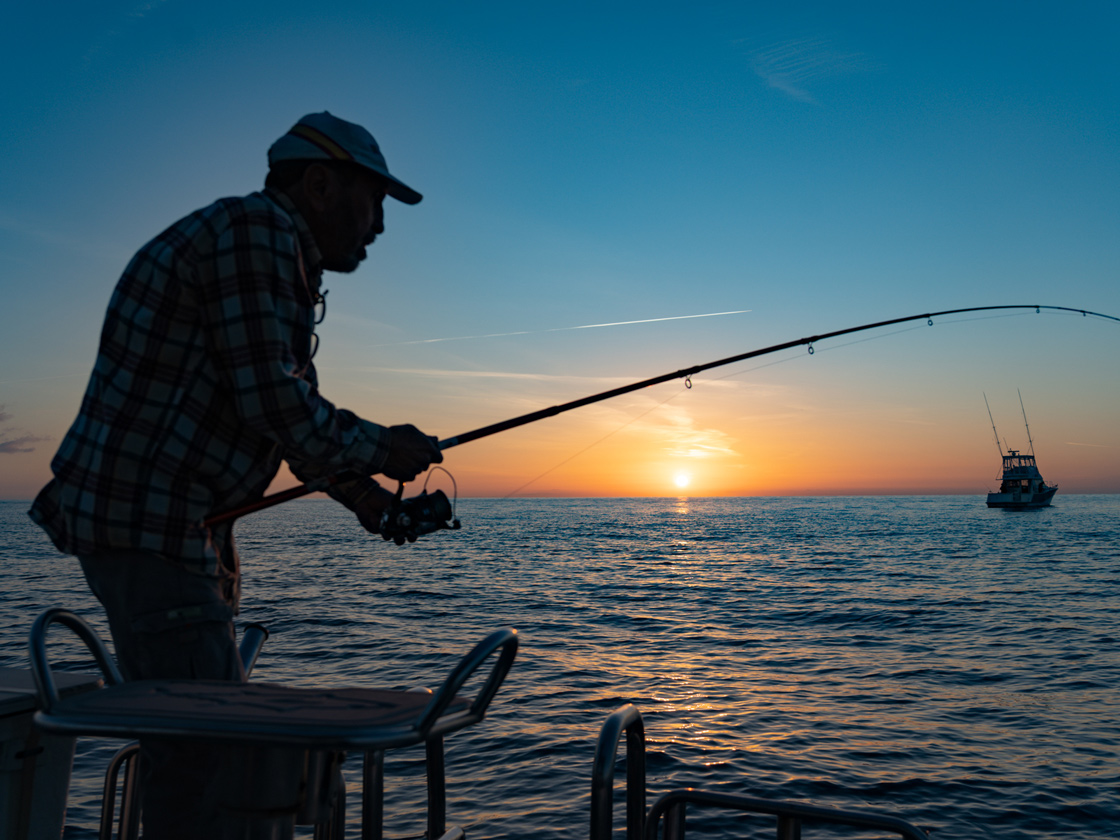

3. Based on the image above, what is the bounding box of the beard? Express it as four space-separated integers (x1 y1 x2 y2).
317 189 376 273
321 246 365 273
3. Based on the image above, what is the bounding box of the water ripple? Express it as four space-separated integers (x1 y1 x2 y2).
2 496 1119 839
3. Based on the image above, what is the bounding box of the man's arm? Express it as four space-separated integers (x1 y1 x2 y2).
200 211 439 481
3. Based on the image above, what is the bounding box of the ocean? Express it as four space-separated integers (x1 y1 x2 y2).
1 495 1118 839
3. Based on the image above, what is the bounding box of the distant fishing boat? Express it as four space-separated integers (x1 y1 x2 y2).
986 449 1058 509
984 392 1058 509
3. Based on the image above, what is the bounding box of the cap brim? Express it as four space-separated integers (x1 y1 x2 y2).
384 176 422 205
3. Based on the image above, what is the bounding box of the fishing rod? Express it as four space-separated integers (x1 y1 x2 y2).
204 304 1118 530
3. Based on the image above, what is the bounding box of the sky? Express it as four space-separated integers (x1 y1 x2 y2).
1 1 1118 499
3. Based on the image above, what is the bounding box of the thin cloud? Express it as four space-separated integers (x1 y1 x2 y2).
341 366 749 391
349 368 629 383
749 37 869 104
622 400 740 457
0 212 123 260
0 405 49 454
368 310 752 348
0 373 86 386
0 434 46 455
498 388 740 496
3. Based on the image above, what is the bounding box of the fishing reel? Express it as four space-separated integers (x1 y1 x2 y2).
378 470 461 545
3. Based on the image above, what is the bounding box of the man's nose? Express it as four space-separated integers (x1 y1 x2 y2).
368 209 385 241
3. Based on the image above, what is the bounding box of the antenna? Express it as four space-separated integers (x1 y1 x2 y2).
1018 388 1035 457
983 393 1004 457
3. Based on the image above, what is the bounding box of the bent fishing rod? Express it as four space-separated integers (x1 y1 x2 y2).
204 304 1118 528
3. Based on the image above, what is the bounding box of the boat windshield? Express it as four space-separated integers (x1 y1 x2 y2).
1001 451 1038 473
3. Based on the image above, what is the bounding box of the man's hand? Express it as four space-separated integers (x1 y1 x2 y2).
353 485 398 535
380 424 443 483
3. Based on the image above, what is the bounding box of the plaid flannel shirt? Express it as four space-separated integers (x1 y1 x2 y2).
30 189 389 574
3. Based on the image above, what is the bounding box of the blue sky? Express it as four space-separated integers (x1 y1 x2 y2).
2 2 1118 497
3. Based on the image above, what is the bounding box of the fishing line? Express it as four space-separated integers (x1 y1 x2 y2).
501 383 693 497
203 304 1120 526
706 324 926 384
421 465 460 520
500 341 837 495
706 310 1056 385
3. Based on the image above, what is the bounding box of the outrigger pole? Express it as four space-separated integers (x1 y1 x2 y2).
204 304 1119 527
983 393 1004 458
1018 388 1036 457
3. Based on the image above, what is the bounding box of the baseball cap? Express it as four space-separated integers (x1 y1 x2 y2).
268 112 422 205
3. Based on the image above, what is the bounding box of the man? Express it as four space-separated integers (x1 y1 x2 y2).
29 112 442 837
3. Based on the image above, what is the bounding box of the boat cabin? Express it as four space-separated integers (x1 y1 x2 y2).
997 450 1043 493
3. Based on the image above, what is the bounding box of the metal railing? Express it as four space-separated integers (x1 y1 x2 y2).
591 704 929 840
645 789 929 840
590 703 646 840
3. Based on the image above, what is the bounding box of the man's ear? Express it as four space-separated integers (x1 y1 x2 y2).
300 163 338 213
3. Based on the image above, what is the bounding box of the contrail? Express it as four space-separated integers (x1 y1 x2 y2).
369 309 752 347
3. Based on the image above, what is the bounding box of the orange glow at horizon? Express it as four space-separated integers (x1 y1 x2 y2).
422 380 1120 496
232 376 1120 502
11 369 1111 503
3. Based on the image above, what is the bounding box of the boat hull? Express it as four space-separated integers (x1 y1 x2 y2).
986 487 1057 509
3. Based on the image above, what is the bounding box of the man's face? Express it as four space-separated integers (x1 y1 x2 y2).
312 167 388 273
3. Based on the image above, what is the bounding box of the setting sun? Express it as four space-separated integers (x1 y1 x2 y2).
673 472 691 490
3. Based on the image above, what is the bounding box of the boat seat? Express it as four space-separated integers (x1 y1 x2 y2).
29 608 517 840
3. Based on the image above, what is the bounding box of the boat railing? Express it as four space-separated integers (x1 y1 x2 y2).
33 612 930 840
590 703 647 840
644 788 930 840
592 705 930 840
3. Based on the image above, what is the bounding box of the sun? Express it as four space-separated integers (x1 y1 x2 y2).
673 472 691 490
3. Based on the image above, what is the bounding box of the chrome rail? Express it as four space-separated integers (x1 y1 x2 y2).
644 789 929 840
590 704 929 840
589 703 646 840
237 622 270 675
99 743 139 840
361 628 519 840
28 609 123 709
